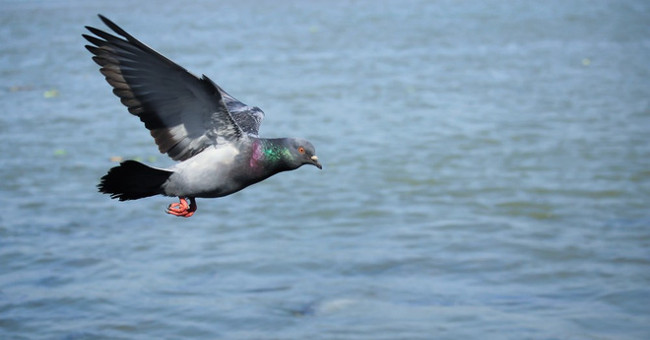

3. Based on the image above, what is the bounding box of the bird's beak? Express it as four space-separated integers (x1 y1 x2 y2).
311 155 322 169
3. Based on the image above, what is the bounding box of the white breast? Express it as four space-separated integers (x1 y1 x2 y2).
162 144 241 197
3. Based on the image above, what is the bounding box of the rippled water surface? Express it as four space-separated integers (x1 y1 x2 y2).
1 0 649 339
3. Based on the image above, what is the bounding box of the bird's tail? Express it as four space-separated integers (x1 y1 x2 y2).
98 160 173 201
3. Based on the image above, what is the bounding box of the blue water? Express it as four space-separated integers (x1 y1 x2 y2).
1 0 649 339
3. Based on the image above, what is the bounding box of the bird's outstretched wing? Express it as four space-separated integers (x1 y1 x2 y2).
84 14 244 161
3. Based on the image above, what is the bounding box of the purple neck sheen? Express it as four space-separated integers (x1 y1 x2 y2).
249 140 264 169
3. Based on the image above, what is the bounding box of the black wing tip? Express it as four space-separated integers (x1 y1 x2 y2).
83 45 96 55
96 14 132 40
84 14 124 39
82 34 101 48
97 14 115 29
84 26 103 35
82 30 102 45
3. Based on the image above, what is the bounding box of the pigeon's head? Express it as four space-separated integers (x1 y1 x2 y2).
285 138 322 170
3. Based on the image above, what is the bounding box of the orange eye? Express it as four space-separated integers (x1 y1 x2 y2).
298 147 305 154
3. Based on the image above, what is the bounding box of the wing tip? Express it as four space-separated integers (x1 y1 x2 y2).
96 14 132 40
97 14 113 29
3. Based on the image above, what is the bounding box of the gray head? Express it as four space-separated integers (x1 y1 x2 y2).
284 138 322 170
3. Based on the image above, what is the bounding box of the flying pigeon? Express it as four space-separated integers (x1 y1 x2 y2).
84 15 322 217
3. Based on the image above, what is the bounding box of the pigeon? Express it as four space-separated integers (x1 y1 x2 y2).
84 15 322 217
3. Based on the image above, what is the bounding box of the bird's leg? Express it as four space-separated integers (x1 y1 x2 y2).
187 197 197 216
166 197 197 217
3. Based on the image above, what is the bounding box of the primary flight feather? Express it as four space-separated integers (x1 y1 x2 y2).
84 15 322 217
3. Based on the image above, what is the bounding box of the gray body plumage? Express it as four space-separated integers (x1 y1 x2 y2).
86 15 321 211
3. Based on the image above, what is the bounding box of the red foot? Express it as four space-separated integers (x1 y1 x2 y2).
166 197 197 218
